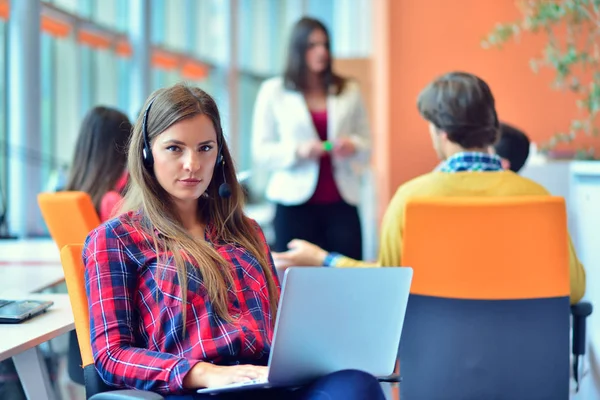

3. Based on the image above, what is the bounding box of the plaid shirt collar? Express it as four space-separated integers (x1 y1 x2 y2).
438 151 503 173
137 211 218 242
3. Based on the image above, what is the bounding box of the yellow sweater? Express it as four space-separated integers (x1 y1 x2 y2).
334 171 586 304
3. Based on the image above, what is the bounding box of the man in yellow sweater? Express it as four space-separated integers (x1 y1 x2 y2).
272 71 586 304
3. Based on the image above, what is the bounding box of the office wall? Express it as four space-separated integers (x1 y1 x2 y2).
333 58 372 122
373 0 599 207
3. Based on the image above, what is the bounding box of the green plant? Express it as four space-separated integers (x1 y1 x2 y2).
482 0 600 160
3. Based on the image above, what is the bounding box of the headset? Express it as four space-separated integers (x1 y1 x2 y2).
141 97 232 198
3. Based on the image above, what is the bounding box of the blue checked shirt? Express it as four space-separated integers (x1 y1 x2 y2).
436 152 504 173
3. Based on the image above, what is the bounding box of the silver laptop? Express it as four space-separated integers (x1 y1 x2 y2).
197 266 413 394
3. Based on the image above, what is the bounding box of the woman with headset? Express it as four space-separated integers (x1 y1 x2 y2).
252 17 371 259
83 83 385 399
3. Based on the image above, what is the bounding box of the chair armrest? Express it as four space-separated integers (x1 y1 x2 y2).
570 301 593 392
571 301 593 317
377 373 402 383
89 390 164 400
571 301 593 356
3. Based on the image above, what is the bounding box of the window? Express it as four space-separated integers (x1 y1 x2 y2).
4 0 377 237
54 34 81 167
40 33 56 189
117 58 131 112
52 0 79 15
93 48 119 107
151 0 166 45
165 0 187 52
195 0 228 66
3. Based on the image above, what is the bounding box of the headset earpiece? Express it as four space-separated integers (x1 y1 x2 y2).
142 99 156 169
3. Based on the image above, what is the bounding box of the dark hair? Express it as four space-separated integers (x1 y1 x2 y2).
417 71 500 148
65 106 132 213
283 17 346 95
496 123 530 172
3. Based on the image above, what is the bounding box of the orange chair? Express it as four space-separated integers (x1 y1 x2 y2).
37 191 101 250
398 196 591 399
60 244 163 400
37 192 101 385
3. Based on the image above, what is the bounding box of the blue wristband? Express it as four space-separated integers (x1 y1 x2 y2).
323 252 343 267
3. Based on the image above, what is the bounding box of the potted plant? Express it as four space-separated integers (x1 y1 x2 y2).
482 0 600 160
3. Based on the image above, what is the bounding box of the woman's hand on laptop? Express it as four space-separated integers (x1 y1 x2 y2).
271 239 327 269
183 362 268 389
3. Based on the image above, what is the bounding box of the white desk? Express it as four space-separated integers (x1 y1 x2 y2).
0 265 65 296
0 294 74 400
0 239 60 263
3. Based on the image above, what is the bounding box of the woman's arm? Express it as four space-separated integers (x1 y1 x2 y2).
345 83 372 164
84 224 201 394
251 80 302 170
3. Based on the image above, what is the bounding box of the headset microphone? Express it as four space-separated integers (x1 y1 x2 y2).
218 159 232 198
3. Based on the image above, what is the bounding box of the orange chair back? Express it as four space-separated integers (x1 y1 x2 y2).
38 192 101 250
398 196 571 399
402 196 570 300
60 244 94 368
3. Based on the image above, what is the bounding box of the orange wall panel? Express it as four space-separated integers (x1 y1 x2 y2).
373 0 596 206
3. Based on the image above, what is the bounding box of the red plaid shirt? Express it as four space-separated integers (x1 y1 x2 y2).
83 211 280 395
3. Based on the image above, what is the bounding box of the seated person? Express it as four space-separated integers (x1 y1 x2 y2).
493 122 531 173
83 83 386 399
61 106 132 386
273 71 585 305
65 106 131 221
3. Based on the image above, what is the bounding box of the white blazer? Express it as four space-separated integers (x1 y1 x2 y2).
251 77 371 206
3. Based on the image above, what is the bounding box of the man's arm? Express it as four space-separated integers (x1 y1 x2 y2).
271 187 408 270
331 189 407 268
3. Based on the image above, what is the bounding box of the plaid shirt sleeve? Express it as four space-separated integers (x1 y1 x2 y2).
83 222 201 394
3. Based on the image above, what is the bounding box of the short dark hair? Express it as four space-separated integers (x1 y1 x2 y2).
495 123 530 172
283 17 346 95
417 71 500 148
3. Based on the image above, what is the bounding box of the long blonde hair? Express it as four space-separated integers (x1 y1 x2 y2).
122 83 279 326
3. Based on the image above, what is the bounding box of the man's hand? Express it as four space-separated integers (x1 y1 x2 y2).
183 363 268 389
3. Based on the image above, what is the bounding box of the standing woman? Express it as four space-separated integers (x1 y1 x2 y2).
252 17 371 259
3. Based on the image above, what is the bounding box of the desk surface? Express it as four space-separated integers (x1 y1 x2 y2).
0 265 65 296
0 239 60 264
0 294 74 362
